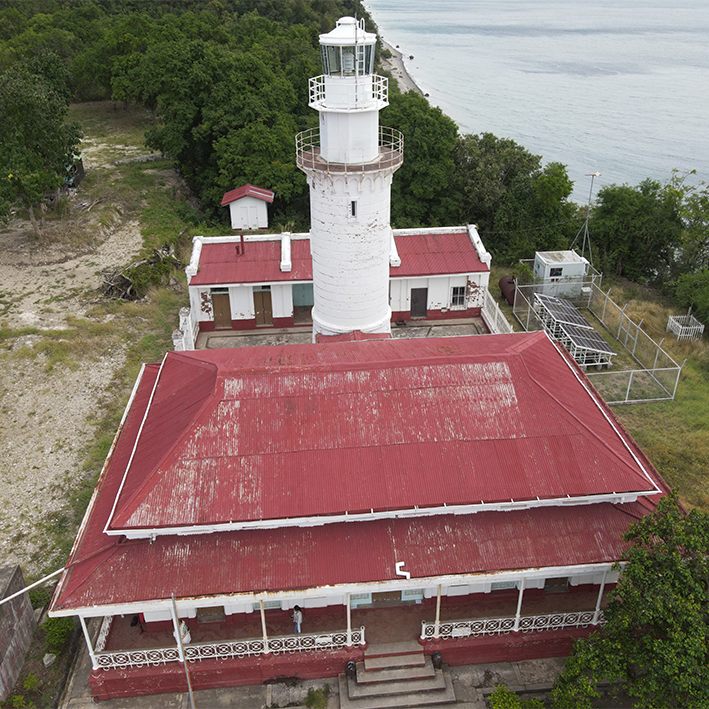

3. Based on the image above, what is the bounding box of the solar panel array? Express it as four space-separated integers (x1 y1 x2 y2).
559 324 616 356
535 293 592 329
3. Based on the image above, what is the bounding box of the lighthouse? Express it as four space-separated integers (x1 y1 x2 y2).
296 17 403 339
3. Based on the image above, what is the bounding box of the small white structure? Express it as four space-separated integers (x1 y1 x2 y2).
667 310 704 341
533 250 589 281
221 184 274 231
296 17 403 339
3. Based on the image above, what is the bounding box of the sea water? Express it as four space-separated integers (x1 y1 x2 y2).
364 0 709 202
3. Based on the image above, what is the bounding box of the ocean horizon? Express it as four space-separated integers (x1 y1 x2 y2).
364 0 709 203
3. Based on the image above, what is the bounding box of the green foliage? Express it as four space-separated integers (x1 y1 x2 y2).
22 675 39 693
27 586 51 610
44 616 75 654
0 55 82 230
304 686 330 709
489 684 545 708
381 90 459 227
551 492 709 709
450 133 579 261
674 268 709 324
589 179 683 282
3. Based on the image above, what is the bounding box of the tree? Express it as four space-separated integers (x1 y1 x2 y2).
0 59 82 236
551 492 709 709
381 90 459 228
674 269 709 325
589 179 683 283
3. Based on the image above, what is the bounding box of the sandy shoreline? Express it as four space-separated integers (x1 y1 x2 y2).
379 39 424 96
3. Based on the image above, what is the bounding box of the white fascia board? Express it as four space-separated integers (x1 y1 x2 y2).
50 561 622 619
393 226 467 238
467 224 492 267
102 355 169 535
106 490 658 540
200 232 310 245
185 236 203 281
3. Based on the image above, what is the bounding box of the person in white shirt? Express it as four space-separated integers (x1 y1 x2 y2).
292 605 303 634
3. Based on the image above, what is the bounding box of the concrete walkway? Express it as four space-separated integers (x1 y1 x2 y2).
195 318 488 350
60 632 566 709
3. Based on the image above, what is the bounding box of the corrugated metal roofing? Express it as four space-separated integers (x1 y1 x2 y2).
50 333 669 614
54 504 645 612
189 239 312 286
188 232 486 286
221 184 275 205
103 333 659 532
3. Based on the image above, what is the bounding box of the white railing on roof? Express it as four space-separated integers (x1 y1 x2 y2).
309 74 388 110
482 288 514 334
94 626 365 670
420 611 602 640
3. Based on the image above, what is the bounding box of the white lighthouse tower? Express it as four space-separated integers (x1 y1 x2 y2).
296 17 403 339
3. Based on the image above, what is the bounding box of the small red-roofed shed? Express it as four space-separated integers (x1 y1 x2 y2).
221 184 275 231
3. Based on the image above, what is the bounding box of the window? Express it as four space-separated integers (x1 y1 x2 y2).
491 581 517 591
451 286 466 307
550 267 563 278
350 200 357 217
544 577 569 593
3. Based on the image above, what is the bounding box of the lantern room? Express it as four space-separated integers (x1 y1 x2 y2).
319 17 375 77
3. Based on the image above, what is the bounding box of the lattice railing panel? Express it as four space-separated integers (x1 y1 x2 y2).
421 611 602 640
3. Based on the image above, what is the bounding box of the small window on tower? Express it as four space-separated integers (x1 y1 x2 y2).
351 200 357 217
451 286 466 308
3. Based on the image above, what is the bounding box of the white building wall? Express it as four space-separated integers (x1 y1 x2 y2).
228 196 268 231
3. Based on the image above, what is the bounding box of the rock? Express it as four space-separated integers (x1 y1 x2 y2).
43 653 57 668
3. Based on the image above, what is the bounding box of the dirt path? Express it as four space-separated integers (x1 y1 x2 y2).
0 140 148 576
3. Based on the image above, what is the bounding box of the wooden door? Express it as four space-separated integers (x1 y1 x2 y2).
254 290 273 326
410 288 428 318
212 293 231 329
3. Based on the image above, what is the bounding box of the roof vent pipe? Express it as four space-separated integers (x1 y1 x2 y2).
395 561 410 580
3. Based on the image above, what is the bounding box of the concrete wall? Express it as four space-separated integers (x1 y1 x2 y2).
0 566 36 701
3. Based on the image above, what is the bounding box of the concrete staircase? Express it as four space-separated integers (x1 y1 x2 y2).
339 641 457 708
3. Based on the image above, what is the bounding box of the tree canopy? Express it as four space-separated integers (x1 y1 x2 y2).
551 492 709 709
0 56 81 235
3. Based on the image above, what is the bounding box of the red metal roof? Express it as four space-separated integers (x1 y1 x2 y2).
393 232 488 276
50 333 668 614
102 333 660 532
221 184 275 206
188 232 487 286
53 503 647 612
189 239 312 286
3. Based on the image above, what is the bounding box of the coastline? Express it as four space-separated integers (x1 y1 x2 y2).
378 39 424 96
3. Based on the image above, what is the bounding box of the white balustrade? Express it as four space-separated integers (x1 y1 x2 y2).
94 627 365 671
421 611 602 641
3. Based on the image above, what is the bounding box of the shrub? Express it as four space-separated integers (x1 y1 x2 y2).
304 686 329 709
490 684 545 709
44 616 75 654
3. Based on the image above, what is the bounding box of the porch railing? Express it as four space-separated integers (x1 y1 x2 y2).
420 611 603 640
94 626 365 670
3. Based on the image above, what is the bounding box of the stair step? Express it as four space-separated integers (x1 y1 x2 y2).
357 656 435 684
340 670 457 709
364 653 425 671
365 640 423 658
348 670 446 698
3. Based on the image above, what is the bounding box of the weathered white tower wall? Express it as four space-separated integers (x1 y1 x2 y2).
309 171 394 334
296 17 403 339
